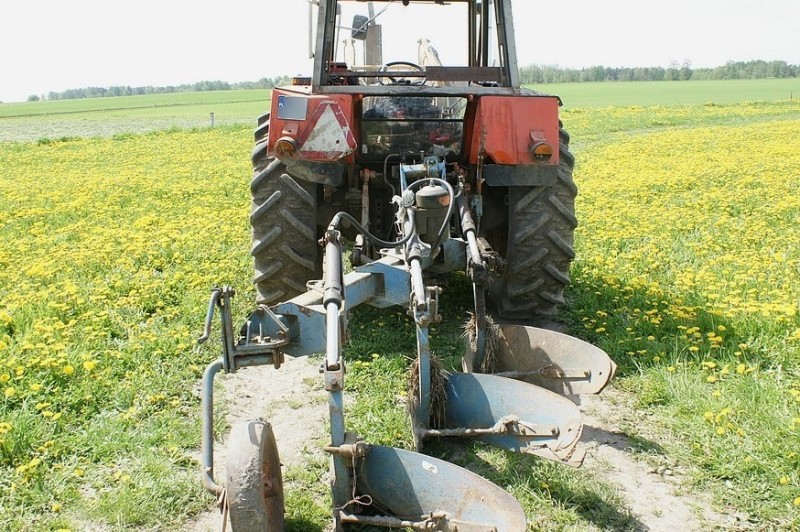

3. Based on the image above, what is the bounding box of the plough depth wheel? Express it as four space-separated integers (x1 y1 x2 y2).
226 419 285 531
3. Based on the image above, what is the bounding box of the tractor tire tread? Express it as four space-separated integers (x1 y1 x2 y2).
490 126 577 319
250 117 320 305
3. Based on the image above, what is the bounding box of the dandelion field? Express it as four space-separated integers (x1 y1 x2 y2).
568 108 800 524
1 85 799 530
0 128 257 529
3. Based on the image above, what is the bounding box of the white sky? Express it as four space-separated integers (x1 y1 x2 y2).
1 0 799 102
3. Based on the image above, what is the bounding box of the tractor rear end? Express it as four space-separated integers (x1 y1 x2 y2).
198 1 615 529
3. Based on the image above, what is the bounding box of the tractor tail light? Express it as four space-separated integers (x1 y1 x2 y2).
531 142 554 163
274 137 300 160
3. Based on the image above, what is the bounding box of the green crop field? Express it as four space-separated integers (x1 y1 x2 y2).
0 91 271 142
1 80 799 531
543 78 800 108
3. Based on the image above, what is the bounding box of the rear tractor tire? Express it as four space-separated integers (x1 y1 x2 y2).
491 126 577 319
250 112 321 305
226 419 284 531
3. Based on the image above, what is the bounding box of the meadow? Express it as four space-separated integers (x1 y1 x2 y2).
0 79 799 530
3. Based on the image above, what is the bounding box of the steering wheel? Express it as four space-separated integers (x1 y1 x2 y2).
378 61 426 85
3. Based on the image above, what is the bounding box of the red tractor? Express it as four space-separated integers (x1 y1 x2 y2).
252 0 575 319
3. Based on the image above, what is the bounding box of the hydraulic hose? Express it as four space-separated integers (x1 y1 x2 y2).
329 210 416 249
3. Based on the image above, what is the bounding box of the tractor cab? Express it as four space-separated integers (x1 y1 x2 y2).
291 0 526 165
310 0 518 90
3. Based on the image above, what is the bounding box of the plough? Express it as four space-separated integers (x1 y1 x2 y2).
198 157 615 530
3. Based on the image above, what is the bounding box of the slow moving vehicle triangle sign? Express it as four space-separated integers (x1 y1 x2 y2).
297 101 357 160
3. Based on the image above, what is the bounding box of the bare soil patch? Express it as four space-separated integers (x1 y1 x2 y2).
580 389 739 531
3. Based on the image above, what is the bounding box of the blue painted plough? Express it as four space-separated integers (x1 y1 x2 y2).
198 159 616 530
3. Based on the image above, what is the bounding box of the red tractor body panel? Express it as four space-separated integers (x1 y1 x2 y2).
467 95 560 165
268 87 358 164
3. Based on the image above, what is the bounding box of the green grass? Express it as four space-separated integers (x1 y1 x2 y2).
1 79 799 530
0 90 271 118
537 78 800 108
0 90 271 142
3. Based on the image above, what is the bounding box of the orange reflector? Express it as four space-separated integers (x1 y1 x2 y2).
531 142 554 163
274 137 299 160
292 76 311 86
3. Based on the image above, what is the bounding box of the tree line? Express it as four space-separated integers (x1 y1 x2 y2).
519 60 799 84
27 60 798 101
36 77 292 102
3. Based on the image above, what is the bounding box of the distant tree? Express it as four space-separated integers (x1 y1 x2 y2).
664 61 679 81
27 94 40 102
680 60 692 80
